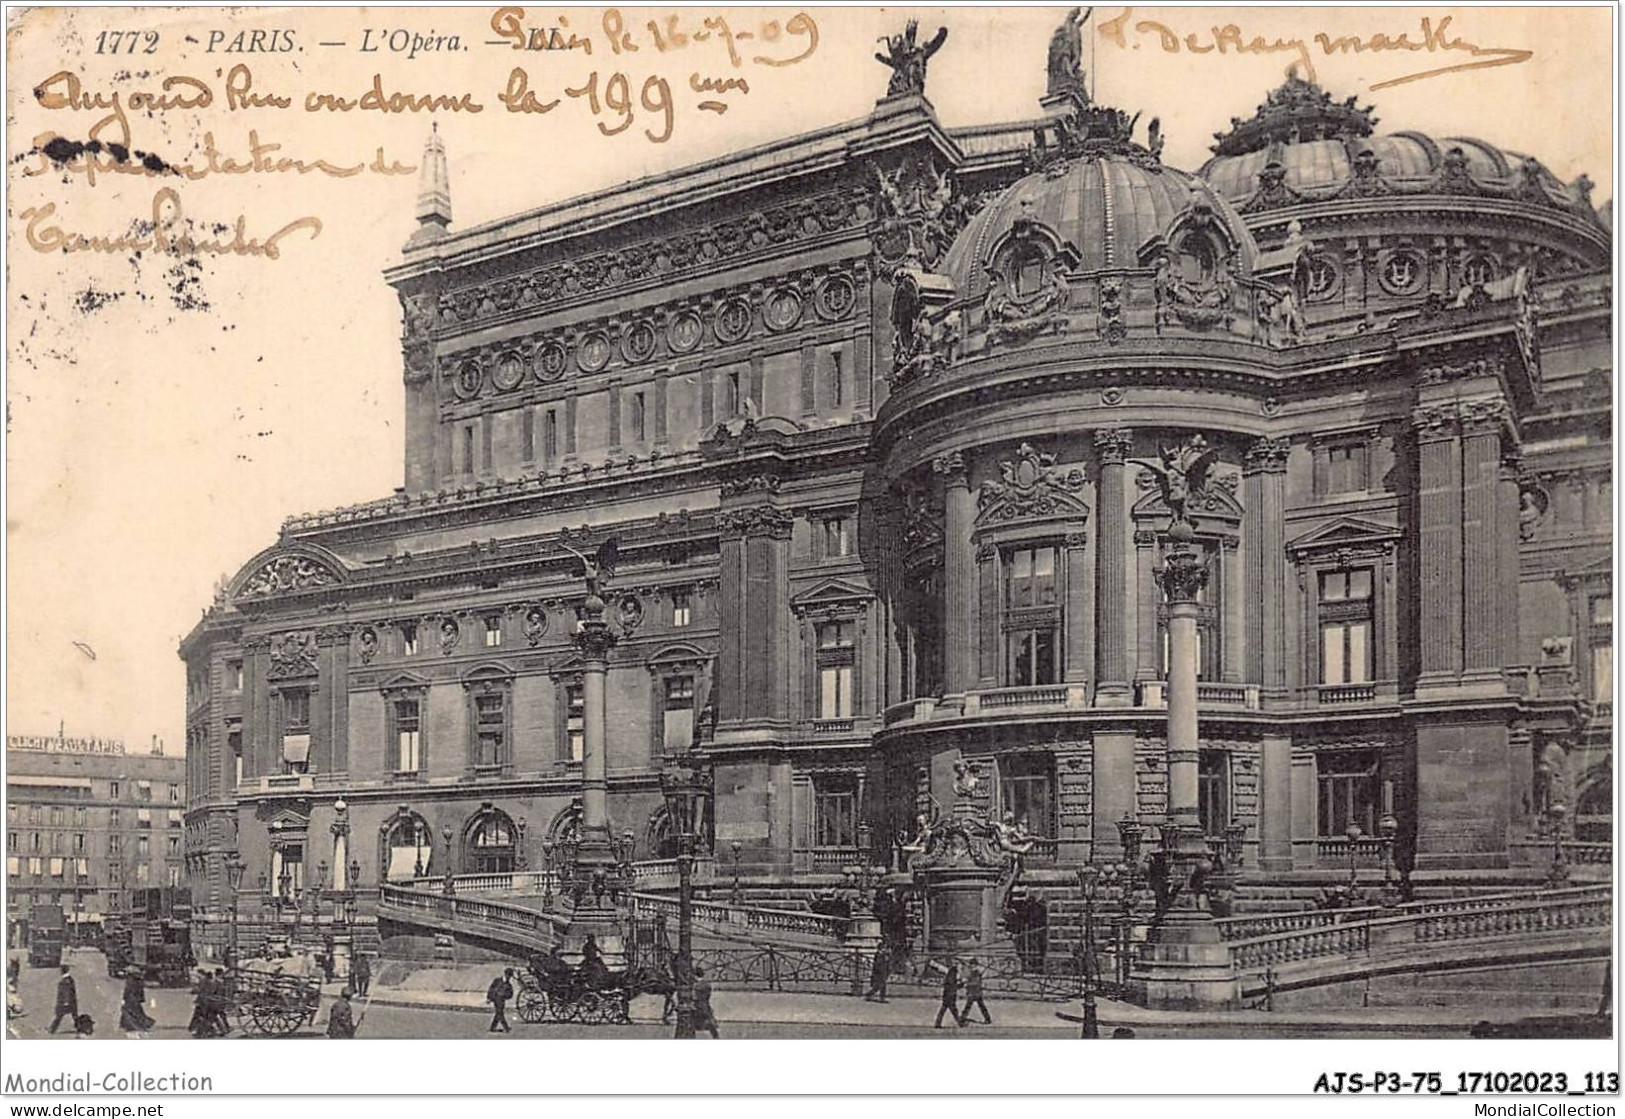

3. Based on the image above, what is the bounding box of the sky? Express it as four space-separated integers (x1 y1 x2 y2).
5 5 1615 753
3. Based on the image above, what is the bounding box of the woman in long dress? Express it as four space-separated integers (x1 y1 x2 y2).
119 972 155 1033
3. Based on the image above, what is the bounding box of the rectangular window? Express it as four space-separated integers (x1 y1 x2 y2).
229 659 244 691
137 836 150 859
169 784 181 803
167 809 182 828
30 833 40 852
137 781 152 803
1320 442 1370 495
1004 546 1058 608
108 835 121 856
566 685 585 763
814 777 858 848
829 350 845 409
484 616 503 648
136 863 150 885
544 410 559 463
75 805 86 825
73 833 85 854
1000 757 1055 838
1003 545 1061 687
663 675 695 753
107 860 121 883
816 621 856 719
1199 750 1230 837
109 782 120 800
1318 750 1380 836
631 392 647 443
395 699 422 773
137 808 152 828
5 832 13 851
1590 595 1613 707
29 857 43 878
462 424 476 475
50 806 63 826
230 730 243 787
522 409 536 461
6 857 16 879
822 516 852 558
671 591 692 628
475 693 505 769
167 837 180 857
50 857 64 880
282 690 310 734
168 866 182 888
1319 569 1375 685
401 622 419 656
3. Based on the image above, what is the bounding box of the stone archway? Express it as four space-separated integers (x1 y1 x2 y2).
463 803 517 874
379 807 435 881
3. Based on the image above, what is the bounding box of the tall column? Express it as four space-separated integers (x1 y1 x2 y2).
1257 734 1292 871
1161 548 1207 834
1242 437 1289 695
1220 538 1243 683
1413 402 1463 681
1133 529 1158 684
1461 395 1511 678
1498 446 1522 666
1094 429 1134 705
935 452 976 697
572 596 618 855
1063 531 1091 686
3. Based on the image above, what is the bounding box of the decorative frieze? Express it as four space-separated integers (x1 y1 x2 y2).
976 443 1087 523
717 505 794 540
238 554 341 599
267 631 319 680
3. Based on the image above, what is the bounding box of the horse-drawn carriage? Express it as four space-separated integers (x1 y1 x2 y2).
515 966 635 1024
220 965 323 1037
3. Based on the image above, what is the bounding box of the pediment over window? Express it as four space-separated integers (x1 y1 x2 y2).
460 662 515 690
1286 515 1401 558
265 809 310 836
790 578 874 616
975 443 1090 527
1559 553 1613 589
379 671 431 697
647 642 713 671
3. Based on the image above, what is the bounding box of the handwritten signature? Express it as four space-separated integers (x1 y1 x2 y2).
18 188 321 260
1098 8 1533 90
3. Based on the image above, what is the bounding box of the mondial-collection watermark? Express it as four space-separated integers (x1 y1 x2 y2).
3 1071 214 1093
1473 1107 1617 1117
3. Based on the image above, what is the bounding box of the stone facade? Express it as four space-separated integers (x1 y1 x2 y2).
180 48 1611 952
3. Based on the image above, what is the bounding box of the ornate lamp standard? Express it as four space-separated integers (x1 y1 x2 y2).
729 841 744 906
1115 815 1144 987
1377 811 1402 906
661 756 708 1040
540 839 556 911
1545 800 1570 887
225 854 246 965
515 817 528 872
1076 865 1103 1038
1344 821 1363 902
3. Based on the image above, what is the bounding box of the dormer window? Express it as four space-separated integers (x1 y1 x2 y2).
1177 240 1216 283
1015 246 1046 297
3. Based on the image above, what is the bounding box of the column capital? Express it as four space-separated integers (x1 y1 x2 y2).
1093 428 1134 465
1156 547 1210 604
1242 436 1290 475
1064 530 1087 549
1458 393 1513 438
571 621 619 662
1410 402 1460 440
717 505 794 540
932 451 968 485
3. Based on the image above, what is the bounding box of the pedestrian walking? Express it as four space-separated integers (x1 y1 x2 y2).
189 970 217 1037
352 952 371 996
933 960 963 1028
48 965 79 1035
961 961 992 1025
7 955 19 988
865 941 890 1002
692 965 719 1039
327 989 357 1038
486 968 514 1033
119 972 155 1033
207 969 232 1036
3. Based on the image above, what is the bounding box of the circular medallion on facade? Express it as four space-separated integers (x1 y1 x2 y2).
577 332 612 373
1303 255 1340 301
667 310 704 354
714 298 753 344
535 341 568 382
815 275 856 320
452 360 484 401
1378 251 1425 295
622 320 658 363
523 605 548 647
616 594 644 635
763 288 803 331
493 352 526 392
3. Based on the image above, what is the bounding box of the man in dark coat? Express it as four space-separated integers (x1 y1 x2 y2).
486 968 514 1033
692 965 719 1039
327 989 357 1038
188 970 217 1037
934 960 963 1028
351 952 371 996
961 961 992 1024
865 941 890 1002
49 965 79 1034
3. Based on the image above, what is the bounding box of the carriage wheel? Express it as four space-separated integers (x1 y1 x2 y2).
251 1006 306 1037
516 988 549 1024
608 991 631 1025
577 992 606 1024
559 993 586 1023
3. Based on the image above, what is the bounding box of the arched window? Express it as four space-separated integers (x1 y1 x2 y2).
464 806 516 873
1176 239 1217 284
382 812 434 881
1013 246 1047 297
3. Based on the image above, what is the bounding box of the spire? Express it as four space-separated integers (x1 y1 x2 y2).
409 123 451 245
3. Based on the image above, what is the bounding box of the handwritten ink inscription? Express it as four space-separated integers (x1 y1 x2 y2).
1098 7 1533 90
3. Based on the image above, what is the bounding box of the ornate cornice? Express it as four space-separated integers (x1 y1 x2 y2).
720 473 781 498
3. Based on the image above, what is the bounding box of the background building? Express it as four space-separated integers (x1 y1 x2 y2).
180 33 1611 959
6 732 185 942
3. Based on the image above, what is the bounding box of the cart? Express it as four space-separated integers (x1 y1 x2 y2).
223 966 323 1037
515 967 632 1025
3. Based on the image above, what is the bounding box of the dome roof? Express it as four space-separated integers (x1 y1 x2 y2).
941 109 1261 302
1200 78 1604 227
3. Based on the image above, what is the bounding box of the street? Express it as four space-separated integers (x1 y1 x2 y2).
8 949 1462 1040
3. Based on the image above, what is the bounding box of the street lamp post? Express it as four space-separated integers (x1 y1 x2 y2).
1377 811 1401 906
515 817 528 872
1344 822 1363 903
1546 801 1570 887
541 839 556 911
225 855 246 966
729 841 743 907
1115 815 1144 987
1077 865 1101 1039
661 757 707 1040
346 858 361 925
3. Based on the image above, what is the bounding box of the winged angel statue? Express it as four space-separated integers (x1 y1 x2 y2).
1131 435 1220 537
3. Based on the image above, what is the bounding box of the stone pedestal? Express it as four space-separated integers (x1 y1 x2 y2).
846 913 883 953
918 863 1006 953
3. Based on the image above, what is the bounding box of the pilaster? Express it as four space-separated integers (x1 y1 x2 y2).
935 452 976 696
1242 437 1289 695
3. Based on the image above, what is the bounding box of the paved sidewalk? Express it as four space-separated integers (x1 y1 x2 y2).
363 966 1489 1033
